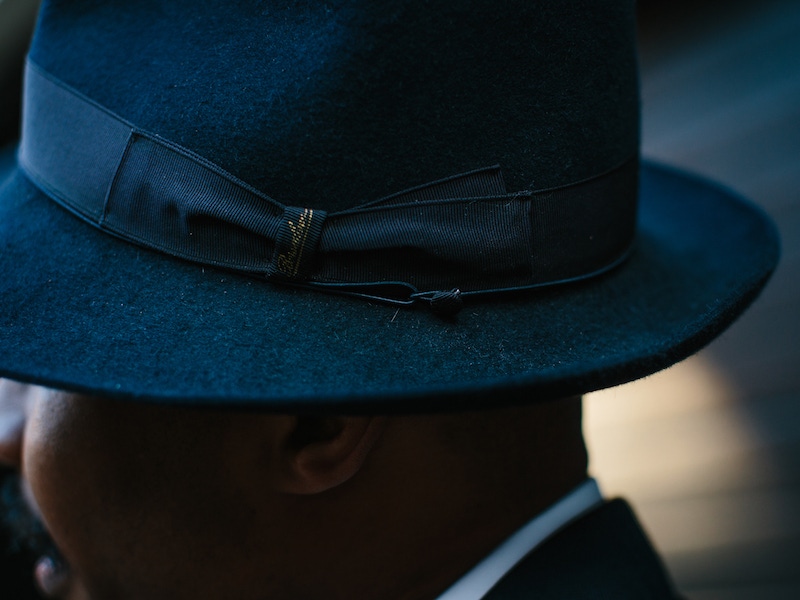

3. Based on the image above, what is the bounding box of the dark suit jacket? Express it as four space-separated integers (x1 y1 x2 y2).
483 499 681 599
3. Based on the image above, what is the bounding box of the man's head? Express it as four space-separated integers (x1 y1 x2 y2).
0 1 780 598
1 378 586 599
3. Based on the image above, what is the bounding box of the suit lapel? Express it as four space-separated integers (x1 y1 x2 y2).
481 500 680 599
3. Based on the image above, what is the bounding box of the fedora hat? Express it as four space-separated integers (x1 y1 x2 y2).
0 0 779 411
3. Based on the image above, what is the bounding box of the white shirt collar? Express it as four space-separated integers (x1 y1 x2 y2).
435 478 603 600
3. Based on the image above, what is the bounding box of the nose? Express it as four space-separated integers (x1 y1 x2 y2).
0 378 31 468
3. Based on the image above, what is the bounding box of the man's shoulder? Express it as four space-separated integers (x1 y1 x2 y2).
483 499 682 600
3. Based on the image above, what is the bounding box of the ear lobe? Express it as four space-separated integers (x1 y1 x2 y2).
275 416 386 495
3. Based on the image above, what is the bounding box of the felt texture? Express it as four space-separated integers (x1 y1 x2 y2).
0 160 779 410
29 0 639 211
0 0 780 410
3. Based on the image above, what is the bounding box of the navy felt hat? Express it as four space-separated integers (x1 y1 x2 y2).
0 0 780 412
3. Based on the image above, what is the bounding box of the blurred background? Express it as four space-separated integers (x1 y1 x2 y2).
586 0 800 598
1 0 798 598
0 0 37 150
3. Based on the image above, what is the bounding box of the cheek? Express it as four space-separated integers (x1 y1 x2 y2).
22 396 129 582
21 395 270 599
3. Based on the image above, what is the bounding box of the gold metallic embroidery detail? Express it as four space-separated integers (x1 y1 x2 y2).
277 208 314 278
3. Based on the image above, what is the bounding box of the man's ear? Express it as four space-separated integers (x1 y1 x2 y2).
272 416 386 495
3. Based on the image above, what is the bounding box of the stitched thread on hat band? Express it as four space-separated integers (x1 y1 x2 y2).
19 61 638 311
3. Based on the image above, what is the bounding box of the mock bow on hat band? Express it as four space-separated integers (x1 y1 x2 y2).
21 61 637 315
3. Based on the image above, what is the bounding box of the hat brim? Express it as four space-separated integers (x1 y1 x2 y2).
0 152 779 412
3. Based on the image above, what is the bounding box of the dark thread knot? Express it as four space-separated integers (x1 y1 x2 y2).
426 288 463 317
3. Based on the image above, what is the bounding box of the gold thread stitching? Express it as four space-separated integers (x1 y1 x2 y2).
276 208 314 278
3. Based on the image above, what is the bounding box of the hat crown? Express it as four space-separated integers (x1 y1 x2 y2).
3 2 779 409
30 0 639 211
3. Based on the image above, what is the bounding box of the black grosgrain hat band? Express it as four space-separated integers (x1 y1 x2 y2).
20 61 638 315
